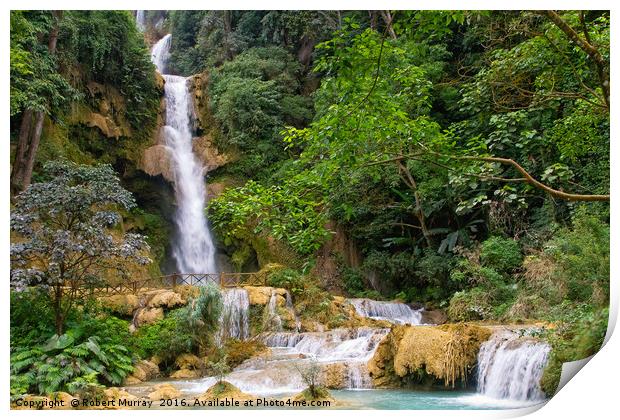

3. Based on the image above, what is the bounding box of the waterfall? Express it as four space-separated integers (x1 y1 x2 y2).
263 290 283 332
259 327 389 390
136 10 146 32
218 288 250 341
151 34 171 74
476 331 550 401
347 298 424 325
149 34 217 275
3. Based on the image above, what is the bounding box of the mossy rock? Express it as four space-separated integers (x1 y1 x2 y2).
292 386 335 403
197 381 256 402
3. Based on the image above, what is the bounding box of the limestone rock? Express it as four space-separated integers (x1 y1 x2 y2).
175 353 202 370
245 286 288 306
148 290 184 308
368 324 492 388
170 368 201 379
103 388 141 409
148 383 181 400
134 307 164 327
192 135 229 172
175 285 201 301
141 145 174 182
130 359 160 382
98 294 140 316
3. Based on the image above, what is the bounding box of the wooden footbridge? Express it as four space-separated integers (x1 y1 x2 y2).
79 272 266 297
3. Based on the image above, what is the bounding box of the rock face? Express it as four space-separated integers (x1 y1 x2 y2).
192 135 229 172
141 145 174 182
148 383 181 400
70 82 132 139
368 324 492 388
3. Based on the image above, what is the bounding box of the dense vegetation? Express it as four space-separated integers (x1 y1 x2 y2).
10 10 609 399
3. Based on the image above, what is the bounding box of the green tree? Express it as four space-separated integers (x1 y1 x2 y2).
10 161 151 334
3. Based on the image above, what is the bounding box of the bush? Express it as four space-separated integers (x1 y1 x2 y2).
540 306 608 396
134 310 193 366
480 236 522 273
267 268 304 296
544 209 609 305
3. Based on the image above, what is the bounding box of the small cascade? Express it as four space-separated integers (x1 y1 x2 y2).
218 288 250 341
263 290 283 332
254 327 389 391
476 330 550 401
347 298 424 325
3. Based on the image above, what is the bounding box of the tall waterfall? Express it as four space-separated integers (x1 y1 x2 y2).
149 34 217 275
347 298 424 325
476 331 550 401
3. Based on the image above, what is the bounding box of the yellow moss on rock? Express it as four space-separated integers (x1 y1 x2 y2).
369 324 492 388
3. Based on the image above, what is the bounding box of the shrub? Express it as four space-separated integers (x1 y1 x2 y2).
267 268 304 296
480 236 522 273
134 310 193 366
540 306 608 396
544 209 609 305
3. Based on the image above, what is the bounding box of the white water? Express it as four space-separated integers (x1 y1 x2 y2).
347 298 424 325
149 34 217 275
476 330 550 402
166 327 389 395
136 10 146 32
263 290 283 332
218 288 250 341
151 34 172 74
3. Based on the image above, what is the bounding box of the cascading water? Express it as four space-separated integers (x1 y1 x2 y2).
149 34 217 275
347 298 424 325
136 10 146 32
476 330 550 401
263 290 283 332
218 288 250 341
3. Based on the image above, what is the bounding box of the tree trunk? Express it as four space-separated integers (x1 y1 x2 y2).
10 11 61 194
10 110 33 194
397 161 433 248
380 11 397 39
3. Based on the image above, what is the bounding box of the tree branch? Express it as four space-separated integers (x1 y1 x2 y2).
543 10 609 109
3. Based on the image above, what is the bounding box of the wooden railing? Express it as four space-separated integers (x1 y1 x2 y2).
76 272 267 298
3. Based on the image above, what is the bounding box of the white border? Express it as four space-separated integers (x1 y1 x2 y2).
2 2 618 419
